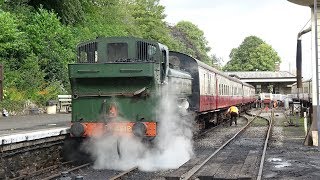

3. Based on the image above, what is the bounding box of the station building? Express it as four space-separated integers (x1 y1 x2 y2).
226 71 296 94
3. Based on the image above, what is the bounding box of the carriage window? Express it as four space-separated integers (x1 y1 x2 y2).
204 74 206 94
208 74 211 94
107 43 128 62
222 84 224 95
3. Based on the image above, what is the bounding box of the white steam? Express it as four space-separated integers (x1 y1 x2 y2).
83 86 195 171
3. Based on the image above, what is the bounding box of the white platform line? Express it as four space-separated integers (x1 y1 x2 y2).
0 127 69 145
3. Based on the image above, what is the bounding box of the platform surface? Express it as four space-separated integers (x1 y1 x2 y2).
0 113 70 136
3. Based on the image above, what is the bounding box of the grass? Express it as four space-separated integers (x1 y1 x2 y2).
251 117 269 126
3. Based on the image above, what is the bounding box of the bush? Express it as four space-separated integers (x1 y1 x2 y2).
33 81 68 106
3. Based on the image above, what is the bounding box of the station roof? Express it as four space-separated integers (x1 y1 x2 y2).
225 71 297 83
287 0 313 6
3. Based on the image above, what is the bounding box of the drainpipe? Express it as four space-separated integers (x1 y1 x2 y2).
296 26 311 88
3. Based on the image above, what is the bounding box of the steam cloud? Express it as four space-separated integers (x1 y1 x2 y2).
83 86 195 171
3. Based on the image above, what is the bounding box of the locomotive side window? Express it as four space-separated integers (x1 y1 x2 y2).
169 56 181 70
107 43 128 62
160 50 167 83
137 41 156 61
78 42 97 63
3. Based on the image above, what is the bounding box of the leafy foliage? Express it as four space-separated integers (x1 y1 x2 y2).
0 0 218 112
223 36 281 71
171 21 211 64
24 8 75 85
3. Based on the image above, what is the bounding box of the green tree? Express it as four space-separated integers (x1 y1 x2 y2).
0 11 45 102
3 0 86 25
24 8 75 85
173 21 211 64
130 0 173 44
72 0 131 41
223 36 281 71
210 54 223 70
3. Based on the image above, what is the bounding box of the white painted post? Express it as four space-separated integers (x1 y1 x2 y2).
304 112 308 136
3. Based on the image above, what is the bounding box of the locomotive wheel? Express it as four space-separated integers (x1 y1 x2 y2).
62 136 91 163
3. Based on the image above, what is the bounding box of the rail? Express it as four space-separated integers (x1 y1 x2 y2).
43 163 91 180
257 109 273 180
179 110 268 180
108 166 138 180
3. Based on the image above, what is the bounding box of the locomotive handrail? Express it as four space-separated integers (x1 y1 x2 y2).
77 70 100 73
74 92 149 98
120 69 143 73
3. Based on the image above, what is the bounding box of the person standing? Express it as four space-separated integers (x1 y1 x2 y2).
228 106 239 126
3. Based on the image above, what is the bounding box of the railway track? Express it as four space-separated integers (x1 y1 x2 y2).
42 162 91 180
10 160 90 180
108 166 139 180
165 109 274 180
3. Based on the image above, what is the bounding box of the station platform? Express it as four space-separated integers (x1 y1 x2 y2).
0 114 70 146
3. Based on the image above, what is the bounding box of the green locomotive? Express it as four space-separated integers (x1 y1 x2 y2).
68 37 192 140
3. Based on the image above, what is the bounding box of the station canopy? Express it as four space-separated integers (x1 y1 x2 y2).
225 71 296 83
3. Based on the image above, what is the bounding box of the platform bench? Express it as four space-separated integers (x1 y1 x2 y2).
58 95 72 113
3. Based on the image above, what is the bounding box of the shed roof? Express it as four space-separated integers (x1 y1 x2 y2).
225 71 295 79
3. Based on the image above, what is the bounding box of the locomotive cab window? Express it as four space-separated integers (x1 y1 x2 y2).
169 56 181 70
137 41 157 61
107 43 128 62
78 42 97 63
161 50 167 83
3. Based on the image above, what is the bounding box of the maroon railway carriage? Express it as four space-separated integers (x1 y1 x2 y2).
169 51 255 127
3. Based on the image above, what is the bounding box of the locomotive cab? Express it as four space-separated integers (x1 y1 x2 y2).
68 37 171 139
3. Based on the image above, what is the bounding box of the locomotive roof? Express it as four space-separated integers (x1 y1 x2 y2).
77 36 166 48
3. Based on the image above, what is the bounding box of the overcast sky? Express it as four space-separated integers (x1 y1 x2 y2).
160 0 312 79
